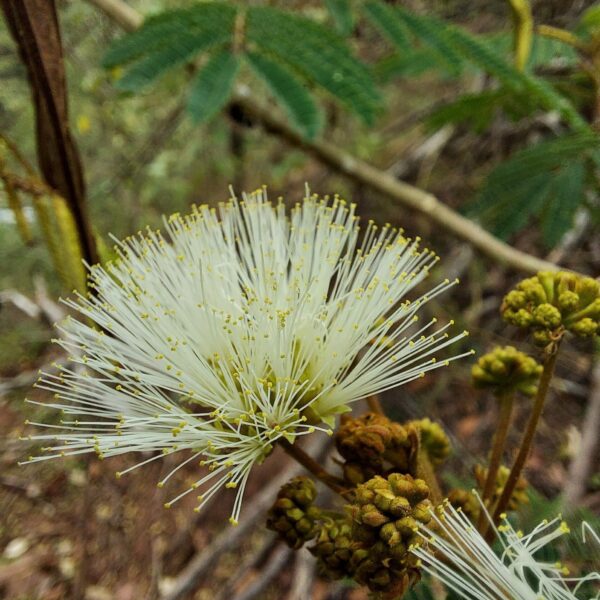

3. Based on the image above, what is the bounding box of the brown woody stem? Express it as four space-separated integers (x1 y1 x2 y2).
277 438 347 496
489 346 560 530
477 392 514 531
366 395 384 415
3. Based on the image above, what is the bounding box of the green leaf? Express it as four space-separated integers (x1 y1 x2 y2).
325 0 355 36
542 160 585 247
103 4 237 68
187 50 240 123
246 6 381 124
246 51 322 139
364 2 587 130
468 133 600 244
363 0 411 51
115 31 227 91
426 87 538 132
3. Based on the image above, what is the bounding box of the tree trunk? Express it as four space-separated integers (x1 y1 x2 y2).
1 0 99 266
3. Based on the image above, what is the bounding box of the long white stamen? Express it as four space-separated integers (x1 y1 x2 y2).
24 188 469 523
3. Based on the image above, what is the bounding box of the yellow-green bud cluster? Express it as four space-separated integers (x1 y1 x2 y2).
474 464 528 512
501 272 600 344
309 517 360 581
335 413 418 485
471 346 542 397
412 418 451 465
345 473 432 593
266 476 320 549
447 488 480 522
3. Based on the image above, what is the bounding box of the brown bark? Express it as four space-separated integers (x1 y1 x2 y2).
1 0 99 265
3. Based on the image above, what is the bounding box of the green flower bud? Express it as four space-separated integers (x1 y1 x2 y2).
448 488 480 522
501 272 599 344
474 464 528 512
533 304 561 329
310 517 359 581
344 473 432 593
472 346 542 397
411 418 451 465
568 317 598 337
266 476 320 549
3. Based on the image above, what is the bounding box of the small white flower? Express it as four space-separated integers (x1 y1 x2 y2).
411 497 600 599
24 188 469 523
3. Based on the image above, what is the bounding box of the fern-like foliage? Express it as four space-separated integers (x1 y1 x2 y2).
246 52 322 139
466 133 600 248
245 6 380 125
363 0 586 130
324 0 355 36
188 50 240 123
102 2 381 138
425 87 538 132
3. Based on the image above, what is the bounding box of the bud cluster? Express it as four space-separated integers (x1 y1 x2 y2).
335 412 418 485
501 271 600 346
471 346 542 397
266 476 320 549
448 465 528 523
343 473 432 593
474 464 528 512
415 417 451 465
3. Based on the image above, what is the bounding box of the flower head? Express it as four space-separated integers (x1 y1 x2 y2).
24 188 469 523
411 497 600 599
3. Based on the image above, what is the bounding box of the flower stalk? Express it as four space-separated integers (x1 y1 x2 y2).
277 438 348 496
478 391 514 530
490 345 560 530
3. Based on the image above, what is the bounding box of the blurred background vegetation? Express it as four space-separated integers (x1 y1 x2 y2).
0 1 598 598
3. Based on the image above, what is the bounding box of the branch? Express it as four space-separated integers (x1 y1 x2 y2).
86 0 570 275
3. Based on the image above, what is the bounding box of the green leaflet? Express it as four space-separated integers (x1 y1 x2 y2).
115 31 229 91
363 0 411 51
324 0 355 36
426 87 538 132
103 2 379 135
541 160 585 248
468 134 600 247
103 4 236 68
364 1 586 130
246 52 322 139
246 6 381 124
187 50 240 123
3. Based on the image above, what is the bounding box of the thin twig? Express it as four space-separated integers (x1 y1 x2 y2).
84 0 572 276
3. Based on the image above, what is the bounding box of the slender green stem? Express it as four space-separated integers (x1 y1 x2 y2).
277 438 348 496
477 392 515 532
489 346 560 531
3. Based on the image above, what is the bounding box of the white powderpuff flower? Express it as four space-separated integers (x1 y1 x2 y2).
23 188 470 523
411 497 600 600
